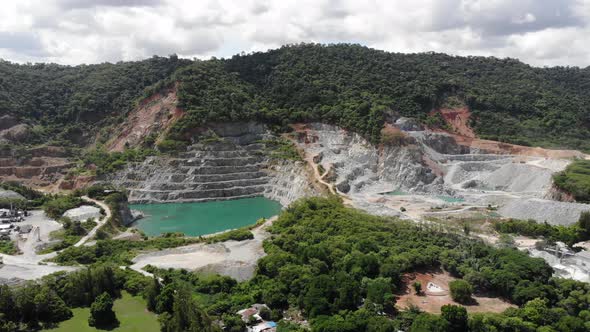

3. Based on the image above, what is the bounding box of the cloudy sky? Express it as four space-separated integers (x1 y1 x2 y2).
1 0 589 67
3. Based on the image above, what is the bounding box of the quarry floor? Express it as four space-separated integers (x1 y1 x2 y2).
130 216 277 282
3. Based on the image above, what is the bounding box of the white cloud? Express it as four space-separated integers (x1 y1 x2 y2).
0 0 588 67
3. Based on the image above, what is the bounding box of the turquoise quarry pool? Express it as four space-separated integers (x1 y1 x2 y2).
130 197 282 237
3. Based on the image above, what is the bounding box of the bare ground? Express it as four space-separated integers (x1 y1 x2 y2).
396 270 514 314
130 217 277 281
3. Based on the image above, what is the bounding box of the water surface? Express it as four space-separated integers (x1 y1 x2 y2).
437 195 465 203
130 197 282 237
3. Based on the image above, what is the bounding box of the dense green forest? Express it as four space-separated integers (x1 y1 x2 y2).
0 55 190 148
171 44 590 149
47 197 590 331
3 44 590 151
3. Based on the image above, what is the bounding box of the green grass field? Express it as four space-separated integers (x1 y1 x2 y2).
45 292 159 332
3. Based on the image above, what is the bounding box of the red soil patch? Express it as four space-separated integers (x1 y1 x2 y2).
396 270 514 314
108 84 184 152
429 107 586 158
451 134 585 158
437 107 475 138
58 175 96 191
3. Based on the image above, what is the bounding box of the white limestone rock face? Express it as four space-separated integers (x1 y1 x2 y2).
294 123 446 197
264 160 319 207
106 122 318 206
63 205 101 221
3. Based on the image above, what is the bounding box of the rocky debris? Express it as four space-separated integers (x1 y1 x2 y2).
395 117 423 131
0 189 25 200
410 131 470 155
336 181 350 193
117 202 135 226
499 198 590 226
0 124 31 142
324 166 337 182
63 205 102 221
264 160 319 206
313 153 323 164
293 123 445 198
545 185 576 202
108 86 182 151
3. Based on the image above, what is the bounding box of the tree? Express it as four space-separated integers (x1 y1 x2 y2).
15 283 40 329
155 283 176 314
553 315 586 332
364 277 395 314
0 285 17 323
449 280 473 304
578 211 590 237
410 313 449 332
222 314 246 332
441 304 467 332
145 277 161 312
88 292 118 328
160 284 218 332
259 307 271 321
413 281 422 295
34 286 72 324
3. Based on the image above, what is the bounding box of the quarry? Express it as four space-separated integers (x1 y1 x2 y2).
87 118 590 283
2 116 590 284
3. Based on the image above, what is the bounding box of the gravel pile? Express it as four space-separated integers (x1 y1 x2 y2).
499 198 590 225
63 205 101 221
480 163 553 193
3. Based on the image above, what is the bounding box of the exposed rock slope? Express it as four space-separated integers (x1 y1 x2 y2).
108 122 318 205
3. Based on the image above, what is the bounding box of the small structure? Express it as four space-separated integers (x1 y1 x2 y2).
237 304 269 323
0 224 13 231
63 205 101 221
252 321 277 332
0 224 13 236
237 304 277 332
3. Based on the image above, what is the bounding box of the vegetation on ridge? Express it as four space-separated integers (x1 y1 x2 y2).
4 44 590 153
553 159 590 202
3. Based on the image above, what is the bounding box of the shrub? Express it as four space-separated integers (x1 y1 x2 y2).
42 195 84 219
449 280 473 304
413 281 422 295
88 292 118 328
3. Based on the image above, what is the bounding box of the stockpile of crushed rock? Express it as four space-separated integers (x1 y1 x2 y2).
499 198 590 226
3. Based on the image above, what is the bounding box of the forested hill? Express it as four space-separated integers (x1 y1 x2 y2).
0 55 190 147
3 44 590 151
173 44 590 150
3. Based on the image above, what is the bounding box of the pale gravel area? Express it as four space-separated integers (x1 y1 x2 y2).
499 198 590 226
0 197 111 284
16 210 62 259
130 217 277 281
1 210 75 284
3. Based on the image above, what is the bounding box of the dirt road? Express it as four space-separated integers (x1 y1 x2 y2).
73 196 111 247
